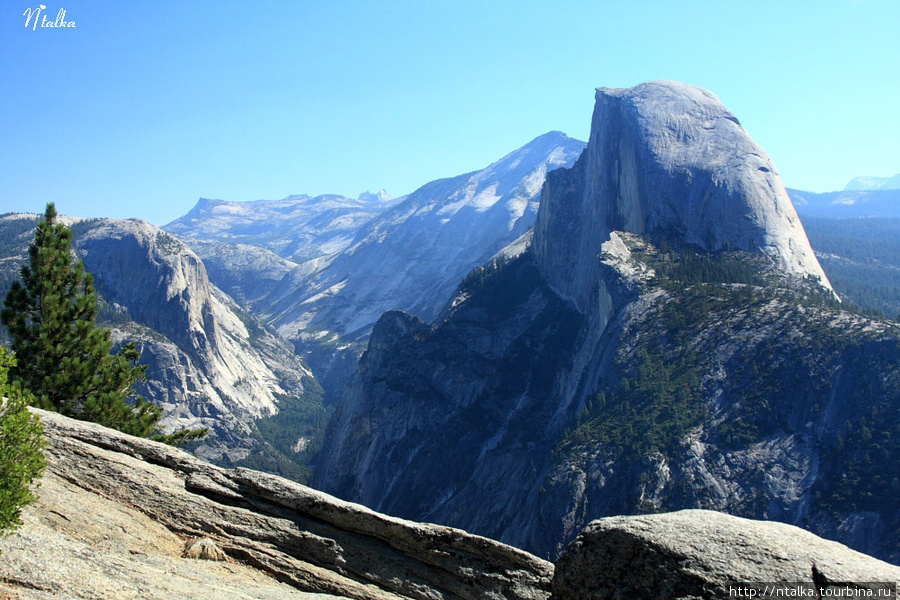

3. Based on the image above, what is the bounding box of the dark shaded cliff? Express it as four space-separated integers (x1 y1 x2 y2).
312 83 900 562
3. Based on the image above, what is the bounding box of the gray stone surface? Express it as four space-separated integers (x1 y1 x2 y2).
166 194 392 264
75 219 316 430
0 409 551 600
534 81 832 315
0 214 323 464
552 510 900 599
0 472 341 600
162 133 584 405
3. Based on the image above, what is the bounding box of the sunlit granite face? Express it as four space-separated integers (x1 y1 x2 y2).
534 80 832 313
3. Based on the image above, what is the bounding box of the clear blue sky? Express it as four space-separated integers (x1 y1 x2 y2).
2 0 898 226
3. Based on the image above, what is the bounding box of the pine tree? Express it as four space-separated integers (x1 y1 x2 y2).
0 348 45 536
1 204 164 437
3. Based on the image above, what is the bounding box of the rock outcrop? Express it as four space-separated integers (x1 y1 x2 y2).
552 510 900 600
5 412 899 599
0 409 552 600
1 213 328 475
534 81 832 314
0 471 339 599
313 83 900 563
72 218 322 464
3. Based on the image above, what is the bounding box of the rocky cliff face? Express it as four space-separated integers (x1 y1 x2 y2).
72 219 325 467
316 241 900 562
313 83 900 563
534 81 831 315
168 237 300 311
0 409 552 600
7 411 896 599
165 193 395 320
0 214 325 470
265 131 585 344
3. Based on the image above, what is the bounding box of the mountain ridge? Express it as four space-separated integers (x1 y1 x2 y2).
789 187 900 219
0 214 326 476
312 82 900 562
844 174 900 191
167 193 392 263
165 131 585 405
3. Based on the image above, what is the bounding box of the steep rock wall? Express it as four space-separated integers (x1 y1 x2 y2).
534 81 831 314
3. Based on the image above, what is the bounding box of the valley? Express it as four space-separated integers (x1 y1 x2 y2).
2 81 899 573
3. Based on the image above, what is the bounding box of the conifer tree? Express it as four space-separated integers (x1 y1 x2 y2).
1 204 164 437
0 348 45 536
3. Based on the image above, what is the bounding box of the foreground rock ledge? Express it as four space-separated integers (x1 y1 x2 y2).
552 510 900 600
0 409 552 600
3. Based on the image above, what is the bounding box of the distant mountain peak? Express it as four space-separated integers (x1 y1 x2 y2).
252 131 585 345
844 174 900 191
165 193 389 263
358 189 393 203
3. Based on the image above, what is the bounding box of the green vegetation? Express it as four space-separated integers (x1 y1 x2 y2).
820 414 900 515
815 347 900 517
651 240 767 288
554 235 900 529
453 255 518 316
652 238 840 311
234 309 269 347
560 238 881 463
94 298 135 327
153 230 184 256
804 218 900 265
561 242 776 461
804 217 900 319
458 256 513 294
568 345 703 459
66 218 103 240
0 348 45 537
1 204 205 444
235 380 331 483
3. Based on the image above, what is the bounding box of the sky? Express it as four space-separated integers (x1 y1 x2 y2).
1 0 898 226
